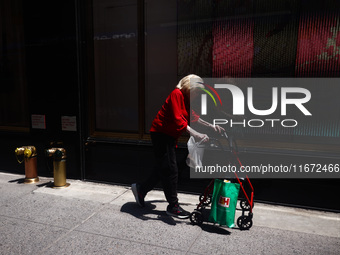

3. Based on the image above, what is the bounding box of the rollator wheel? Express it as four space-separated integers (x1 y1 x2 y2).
190 210 204 226
237 216 253 230
199 193 212 206
240 199 254 211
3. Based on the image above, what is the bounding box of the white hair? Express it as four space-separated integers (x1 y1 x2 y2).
176 74 204 95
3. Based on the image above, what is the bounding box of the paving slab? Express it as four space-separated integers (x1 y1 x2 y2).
188 225 340 255
44 230 188 255
33 179 128 204
0 191 103 230
0 216 65 255
253 203 340 238
76 204 200 253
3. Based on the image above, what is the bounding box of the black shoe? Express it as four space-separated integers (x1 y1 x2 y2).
131 183 145 207
166 204 190 219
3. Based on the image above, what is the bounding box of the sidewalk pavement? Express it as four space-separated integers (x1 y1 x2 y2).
0 172 339 255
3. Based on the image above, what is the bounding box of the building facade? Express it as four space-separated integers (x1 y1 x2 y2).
1 0 339 210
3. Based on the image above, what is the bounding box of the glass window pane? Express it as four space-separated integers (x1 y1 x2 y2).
144 0 178 132
93 0 138 132
0 0 28 129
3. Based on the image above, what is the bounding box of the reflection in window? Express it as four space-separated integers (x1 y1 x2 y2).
93 0 138 132
177 1 339 143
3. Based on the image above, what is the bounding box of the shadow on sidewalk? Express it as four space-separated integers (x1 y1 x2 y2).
8 178 53 188
120 201 182 226
193 207 232 235
120 201 231 235
8 178 26 184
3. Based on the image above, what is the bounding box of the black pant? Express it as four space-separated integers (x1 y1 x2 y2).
140 132 179 206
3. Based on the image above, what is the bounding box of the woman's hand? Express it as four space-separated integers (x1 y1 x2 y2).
211 124 225 134
187 126 209 142
196 132 209 143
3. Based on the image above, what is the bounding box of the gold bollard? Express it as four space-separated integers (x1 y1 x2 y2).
15 146 39 184
45 148 70 188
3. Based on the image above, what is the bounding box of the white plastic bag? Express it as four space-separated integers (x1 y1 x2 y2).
186 136 205 168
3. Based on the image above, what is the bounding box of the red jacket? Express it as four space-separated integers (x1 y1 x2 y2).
150 88 199 139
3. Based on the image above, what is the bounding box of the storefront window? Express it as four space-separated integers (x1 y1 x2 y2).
0 0 28 130
175 1 339 144
144 0 178 131
93 0 138 132
91 0 339 146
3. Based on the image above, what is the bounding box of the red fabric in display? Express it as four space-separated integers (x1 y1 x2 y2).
295 13 340 77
